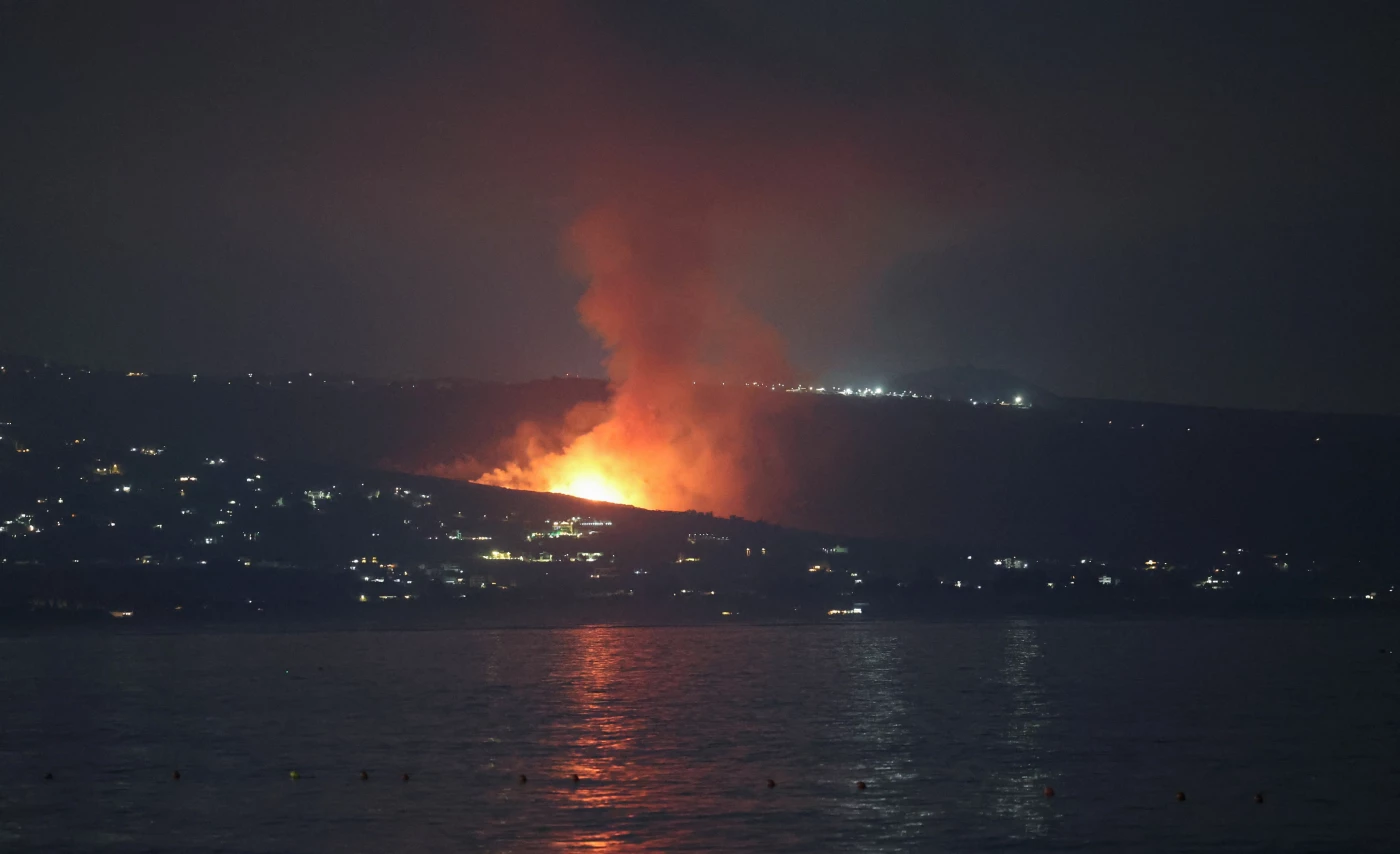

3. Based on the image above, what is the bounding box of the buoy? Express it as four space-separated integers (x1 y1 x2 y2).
1175 791 1186 802
571 774 580 784
856 781 867 790
360 770 369 781
401 773 410 782
519 774 528 784
44 772 54 781
1254 792 1264 804
172 770 181 781
767 779 776 789
289 771 301 780
1043 786 1055 798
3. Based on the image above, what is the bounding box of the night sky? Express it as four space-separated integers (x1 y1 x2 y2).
3 1 1396 413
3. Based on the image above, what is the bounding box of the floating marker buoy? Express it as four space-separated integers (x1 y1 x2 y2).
767 779 776 789
1044 786 1055 798
1254 792 1264 804
856 781 867 790
172 770 181 781
571 774 580 783
360 770 369 781
289 771 301 780
44 772 54 781
1175 791 1186 802
519 774 528 784
402 773 410 782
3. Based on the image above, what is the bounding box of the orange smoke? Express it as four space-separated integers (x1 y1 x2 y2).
476 198 796 514
464 5 970 516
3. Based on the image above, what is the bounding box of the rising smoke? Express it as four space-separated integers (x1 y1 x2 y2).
464 3 965 517
476 189 800 515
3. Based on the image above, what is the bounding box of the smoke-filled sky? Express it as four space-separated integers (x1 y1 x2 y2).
3 1 1397 413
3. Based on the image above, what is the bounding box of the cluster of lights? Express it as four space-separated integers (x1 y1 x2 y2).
761 383 1033 407
786 384 886 397
447 531 491 541
481 550 557 562
687 533 729 544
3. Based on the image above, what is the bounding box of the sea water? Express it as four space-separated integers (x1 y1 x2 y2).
2 619 1397 852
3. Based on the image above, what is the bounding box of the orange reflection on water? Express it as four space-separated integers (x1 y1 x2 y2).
539 627 769 851
546 627 643 851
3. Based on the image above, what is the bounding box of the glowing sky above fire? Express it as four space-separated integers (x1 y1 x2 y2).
2 1 1398 413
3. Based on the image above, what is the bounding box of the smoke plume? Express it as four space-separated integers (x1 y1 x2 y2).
466 3 968 516
476 187 800 514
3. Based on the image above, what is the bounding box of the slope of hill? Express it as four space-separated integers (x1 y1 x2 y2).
3 358 1396 622
4 356 1398 561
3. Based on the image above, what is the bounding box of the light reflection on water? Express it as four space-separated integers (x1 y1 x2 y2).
989 619 1053 839
1 621 1398 852
830 631 933 844
545 627 635 850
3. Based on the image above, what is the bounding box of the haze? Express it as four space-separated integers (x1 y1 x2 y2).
2 1 1397 413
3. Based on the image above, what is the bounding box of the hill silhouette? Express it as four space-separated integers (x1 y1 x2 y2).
3 357 1397 561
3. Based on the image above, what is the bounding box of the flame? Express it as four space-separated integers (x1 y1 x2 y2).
477 380 781 513
475 200 793 515
476 405 667 509
551 471 629 505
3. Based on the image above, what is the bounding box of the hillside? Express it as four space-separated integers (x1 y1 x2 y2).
3 356 1398 561
2 357 1396 622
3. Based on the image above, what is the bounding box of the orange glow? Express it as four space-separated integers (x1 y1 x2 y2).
544 627 636 851
550 471 629 505
422 10 937 521
474 380 786 513
475 202 796 515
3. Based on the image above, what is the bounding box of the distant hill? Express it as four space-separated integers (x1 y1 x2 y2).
4 357 1399 562
5 361 1396 623
893 366 1056 407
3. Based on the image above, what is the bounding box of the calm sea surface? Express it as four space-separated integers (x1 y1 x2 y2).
1 619 1398 852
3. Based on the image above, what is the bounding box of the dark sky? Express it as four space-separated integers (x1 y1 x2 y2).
2 1 1397 413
